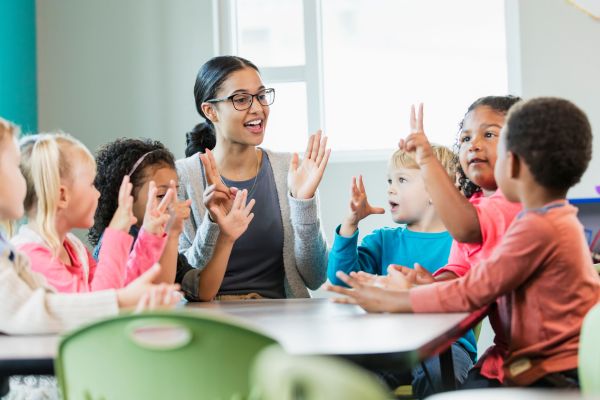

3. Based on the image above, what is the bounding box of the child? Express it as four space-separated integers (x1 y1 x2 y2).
0 118 181 334
400 97 523 283
11 133 172 293
0 118 180 399
327 146 476 396
329 97 600 389
328 146 457 282
90 138 256 301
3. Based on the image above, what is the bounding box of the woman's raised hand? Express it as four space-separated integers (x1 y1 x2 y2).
200 148 238 221
288 130 331 200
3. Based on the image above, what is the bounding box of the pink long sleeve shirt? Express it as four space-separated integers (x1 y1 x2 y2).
411 201 600 386
434 189 522 278
12 226 166 293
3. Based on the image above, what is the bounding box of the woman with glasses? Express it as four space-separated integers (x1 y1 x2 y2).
176 56 330 300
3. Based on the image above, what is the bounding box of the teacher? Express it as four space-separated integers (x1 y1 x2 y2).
177 56 330 300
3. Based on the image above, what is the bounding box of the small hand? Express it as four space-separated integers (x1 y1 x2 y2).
288 130 331 199
326 271 408 313
388 263 436 286
353 270 410 291
398 104 435 167
117 263 182 310
164 180 192 234
142 181 175 235
346 175 385 226
210 189 256 241
108 175 138 232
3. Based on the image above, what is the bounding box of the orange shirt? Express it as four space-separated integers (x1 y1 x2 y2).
411 201 600 385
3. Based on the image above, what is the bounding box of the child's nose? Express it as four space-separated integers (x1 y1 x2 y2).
469 136 483 151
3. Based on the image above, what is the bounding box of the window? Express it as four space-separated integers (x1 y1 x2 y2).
217 0 507 158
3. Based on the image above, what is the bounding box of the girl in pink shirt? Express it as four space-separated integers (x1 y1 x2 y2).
11 133 173 293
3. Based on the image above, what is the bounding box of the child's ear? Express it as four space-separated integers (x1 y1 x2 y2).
201 103 219 124
508 151 521 180
57 185 69 210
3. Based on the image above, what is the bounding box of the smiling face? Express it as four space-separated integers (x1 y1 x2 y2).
132 165 178 227
386 164 431 225
203 67 270 146
61 153 100 229
458 105 506 192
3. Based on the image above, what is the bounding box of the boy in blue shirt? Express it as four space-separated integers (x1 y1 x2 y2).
328 145 476 397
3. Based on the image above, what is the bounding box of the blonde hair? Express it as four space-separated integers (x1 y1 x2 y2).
19 132 95 255
390 144 457 179
0 118 19 236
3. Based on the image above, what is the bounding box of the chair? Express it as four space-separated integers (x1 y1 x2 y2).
249 345 392 400
427 303 600 399
55 311 278 400
580 301 600 395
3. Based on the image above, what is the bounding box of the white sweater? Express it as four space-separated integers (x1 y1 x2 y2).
0 245 118 335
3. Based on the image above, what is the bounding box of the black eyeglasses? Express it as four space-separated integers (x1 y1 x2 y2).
206 88 275 111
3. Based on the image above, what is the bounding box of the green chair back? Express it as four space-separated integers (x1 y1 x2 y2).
56 311 278 400
580 302 600 395
249 345 391 400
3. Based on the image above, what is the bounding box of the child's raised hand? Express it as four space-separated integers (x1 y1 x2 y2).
164 180 191 235
209 189 255 242
288 130 331 200
108 175 138 232
142 181 175 235
399 103 436 167
342 176 385 234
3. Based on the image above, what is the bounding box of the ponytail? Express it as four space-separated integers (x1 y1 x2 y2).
30 136 62 254
185 122 216 157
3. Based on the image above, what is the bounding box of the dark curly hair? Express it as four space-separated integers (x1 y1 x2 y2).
505 97 592 192
454 95 522 198
88 138 176 246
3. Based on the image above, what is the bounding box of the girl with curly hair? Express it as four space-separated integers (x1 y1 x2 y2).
11 133 173 293
90 138 254 301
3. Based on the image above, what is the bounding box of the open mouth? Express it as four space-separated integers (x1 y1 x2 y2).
244 119 264 134
389 200 399 211
468 158 487 166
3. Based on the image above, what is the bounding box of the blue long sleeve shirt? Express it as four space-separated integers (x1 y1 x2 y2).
327 225 477 360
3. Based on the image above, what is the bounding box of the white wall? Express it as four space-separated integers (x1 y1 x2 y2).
35 0 600 247
36 0 215 157
319 0 600 244
510 0 600 199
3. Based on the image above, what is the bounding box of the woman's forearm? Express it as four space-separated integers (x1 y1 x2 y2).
196 235 234 301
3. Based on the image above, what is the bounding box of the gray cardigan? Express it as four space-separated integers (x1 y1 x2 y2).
176 149 329 298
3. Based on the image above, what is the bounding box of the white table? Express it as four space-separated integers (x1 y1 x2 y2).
186 298 477 371
0 298 484 390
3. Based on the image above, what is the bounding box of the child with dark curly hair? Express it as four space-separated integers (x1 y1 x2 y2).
329 97 600 390
90 138 255 301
